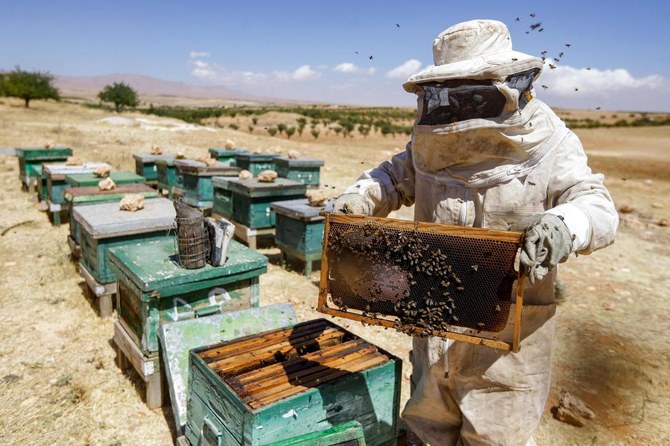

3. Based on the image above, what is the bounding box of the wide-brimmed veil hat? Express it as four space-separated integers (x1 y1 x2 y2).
403 19 543 92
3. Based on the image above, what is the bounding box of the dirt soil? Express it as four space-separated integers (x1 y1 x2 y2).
0 98 669 446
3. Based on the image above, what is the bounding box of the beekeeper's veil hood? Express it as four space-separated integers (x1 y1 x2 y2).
404 20 566 183
404 19 543 89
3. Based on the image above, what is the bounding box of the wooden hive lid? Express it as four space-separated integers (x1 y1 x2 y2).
175 159 241 176
226 177 307 197
73 196 175 239
64 171 146 187
43 162 112 176
65 183 158 202
275 157 325 168
271 198 325 221
133 153 175 162
208 147 249 157
15 147 72 159
107 236 268 292
235 152 279 162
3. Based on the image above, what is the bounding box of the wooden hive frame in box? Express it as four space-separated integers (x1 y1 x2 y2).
318 214 525 352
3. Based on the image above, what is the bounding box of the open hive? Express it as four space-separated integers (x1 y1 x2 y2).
186 318 401 445
318 214 525 352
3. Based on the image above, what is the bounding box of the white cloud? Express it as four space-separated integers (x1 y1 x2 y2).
189 51 210 59
385 59 424 79
537 64 670 111
540 64 666 95
273 65 322 81
334 62 376 75
190 60 322 86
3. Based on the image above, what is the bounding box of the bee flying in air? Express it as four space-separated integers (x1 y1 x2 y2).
565 43 572 47
515 17 521 22
530 22 542 30
558 51 565 58
530 12 536 17
541 85 549 89
549 64 557 70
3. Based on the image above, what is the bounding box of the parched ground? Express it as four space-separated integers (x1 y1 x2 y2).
0 99 668 445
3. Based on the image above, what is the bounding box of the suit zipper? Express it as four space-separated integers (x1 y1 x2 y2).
459 188 469 225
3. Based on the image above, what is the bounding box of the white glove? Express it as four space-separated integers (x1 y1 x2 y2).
520 214 573 284
324 193 372 215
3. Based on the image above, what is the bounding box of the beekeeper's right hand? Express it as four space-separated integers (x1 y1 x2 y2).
324 193 372 215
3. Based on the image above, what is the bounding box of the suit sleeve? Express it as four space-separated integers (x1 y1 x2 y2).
544 130 619 254
343 141 417 217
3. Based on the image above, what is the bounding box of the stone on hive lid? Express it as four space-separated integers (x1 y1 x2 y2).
238 169 253 180
98 177 116 191
119 194 144 211
257 170 278 183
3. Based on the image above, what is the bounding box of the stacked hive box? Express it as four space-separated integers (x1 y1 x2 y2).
212 177 307 249
65 184 159 258
43 162 112 225
73 197 175 317
15 147 72 193
108 237 268 408
134 153 175 184
274 157 324 188
186 319 401 445
271 199 325 276
173 159 240 211
208 147 249 166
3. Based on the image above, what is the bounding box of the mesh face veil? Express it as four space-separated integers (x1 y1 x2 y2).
417 69 540 125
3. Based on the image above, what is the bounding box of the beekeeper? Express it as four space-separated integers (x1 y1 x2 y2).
327 19 618 445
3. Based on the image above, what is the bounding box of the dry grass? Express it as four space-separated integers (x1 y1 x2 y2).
0 97 669 445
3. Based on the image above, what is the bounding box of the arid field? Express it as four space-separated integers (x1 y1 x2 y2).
0 98 669 445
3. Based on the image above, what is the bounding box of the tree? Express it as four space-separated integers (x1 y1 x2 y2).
277 123 287 135
286 126 296 139
310 128 320 140
267 127 278 137
98 82 139 112
4 67 60 108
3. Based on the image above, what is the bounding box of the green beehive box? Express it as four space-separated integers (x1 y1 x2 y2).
271 199 325 276
274 157 324 188
209 148 249 166
133 153 175 182
156 158 182 198
158 303 298 433
234 153 279 176
65 171 146 188
176 160 240 208
212 176 234 219
227 178 307 229
34 165 48 201
15 147 72 187
43 162 113 225
185 319 401 446
108 236 268 354
74 197 176 285
65 184 159 250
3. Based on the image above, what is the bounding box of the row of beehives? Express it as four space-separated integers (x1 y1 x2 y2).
14 145 401 446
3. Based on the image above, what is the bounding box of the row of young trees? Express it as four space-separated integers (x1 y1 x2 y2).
0 67 139 112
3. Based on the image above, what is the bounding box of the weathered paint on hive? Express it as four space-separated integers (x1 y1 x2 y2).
108 236 267 292
263 420 366 446
158 303 298 432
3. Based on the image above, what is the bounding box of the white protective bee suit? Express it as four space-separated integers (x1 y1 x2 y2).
333 20 619 445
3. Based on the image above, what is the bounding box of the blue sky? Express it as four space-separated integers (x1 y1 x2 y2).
2 0 669 111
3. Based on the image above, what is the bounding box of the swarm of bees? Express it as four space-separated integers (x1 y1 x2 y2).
325 221 514 336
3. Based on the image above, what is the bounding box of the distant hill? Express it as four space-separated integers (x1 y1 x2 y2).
54 73 271 105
